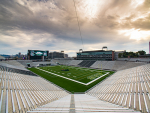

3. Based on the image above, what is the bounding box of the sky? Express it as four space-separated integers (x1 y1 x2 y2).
0 0 150 57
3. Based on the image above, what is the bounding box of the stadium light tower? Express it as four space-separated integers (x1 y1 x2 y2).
102 46 108 51
79 49 83 53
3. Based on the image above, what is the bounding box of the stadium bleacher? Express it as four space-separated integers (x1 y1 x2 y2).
29 94 71 112
102 61 115 70
54 59 71 65
87 64 150 113
90 61 101 69
17 60 34 67
78 60 87 67
17 60 51 67
118 58 150 62
52 60 147 71
69 60 83 66
0 60 149 113
84 61 95 67
0 60 27 71
1 60 25 68
118 62 147 70
112 61 127 70
90 61 107 69
29 94 140 113
0 65 69 113
0 65 37 76
74 94 140 113
78 60 96 67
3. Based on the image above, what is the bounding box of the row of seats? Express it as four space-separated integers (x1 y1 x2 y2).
2 60 146 71
85 61 96 67
52 60 83 66
17 60 34 67
30 94 140 113
87 64 150 113
118 58 150 62
74 94 140 113
0 61 27 71
30 95 71 112
112 61 127 70
78 61 96 67
103 61 115 69
0 66 69 113
118 62 146 70
0 65 37 76
1 60 25 68
53 60 147 71
69 60 83 66
53 60 72 65
91 61 146 70
0 60 148 112
17 60 51 67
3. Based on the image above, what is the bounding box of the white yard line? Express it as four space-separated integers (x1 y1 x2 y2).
36 67 109 86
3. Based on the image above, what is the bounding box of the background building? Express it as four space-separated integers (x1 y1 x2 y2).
77 50 115 61
64 54 68 58
114 50 126 60
49 51 65 59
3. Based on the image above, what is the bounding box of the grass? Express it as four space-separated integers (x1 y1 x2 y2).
28 65 114 93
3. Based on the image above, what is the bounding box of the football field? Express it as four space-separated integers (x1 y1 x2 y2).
28 65 114 93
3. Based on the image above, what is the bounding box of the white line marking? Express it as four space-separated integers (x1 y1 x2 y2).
36 67 109 85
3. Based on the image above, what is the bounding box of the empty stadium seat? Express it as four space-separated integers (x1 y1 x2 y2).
87 64 150 113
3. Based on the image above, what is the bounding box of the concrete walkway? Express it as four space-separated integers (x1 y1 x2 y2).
29 94 140 113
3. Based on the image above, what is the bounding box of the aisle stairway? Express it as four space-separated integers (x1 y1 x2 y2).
29 94 140 113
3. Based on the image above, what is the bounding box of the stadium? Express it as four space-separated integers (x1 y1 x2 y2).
0 56 150 113
0 0 150 113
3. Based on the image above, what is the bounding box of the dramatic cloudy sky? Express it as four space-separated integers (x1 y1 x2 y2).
0 0 150 56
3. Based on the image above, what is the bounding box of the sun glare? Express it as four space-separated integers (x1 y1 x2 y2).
78 0 101 20
119 28 150 40
131 0 145 8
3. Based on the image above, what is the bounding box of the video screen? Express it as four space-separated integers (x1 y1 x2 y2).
29 50 48 56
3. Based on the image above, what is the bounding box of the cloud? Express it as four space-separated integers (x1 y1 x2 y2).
0 0 150 56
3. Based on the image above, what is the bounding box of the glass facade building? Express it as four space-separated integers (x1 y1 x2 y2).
77 50 114 61
49 52 64 59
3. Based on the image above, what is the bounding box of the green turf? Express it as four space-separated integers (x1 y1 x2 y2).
28 65 114 93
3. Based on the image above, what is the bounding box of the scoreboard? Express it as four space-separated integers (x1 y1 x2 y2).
27 50 49 60
29 50 48 56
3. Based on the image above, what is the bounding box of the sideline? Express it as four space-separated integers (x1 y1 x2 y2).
36 67 109 86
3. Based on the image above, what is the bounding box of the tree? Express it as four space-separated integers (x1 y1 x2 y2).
118 50 146 58
138 50 146 55
128 52 134 58
123 52 128 58
118 53 122 58
135 52 139 57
